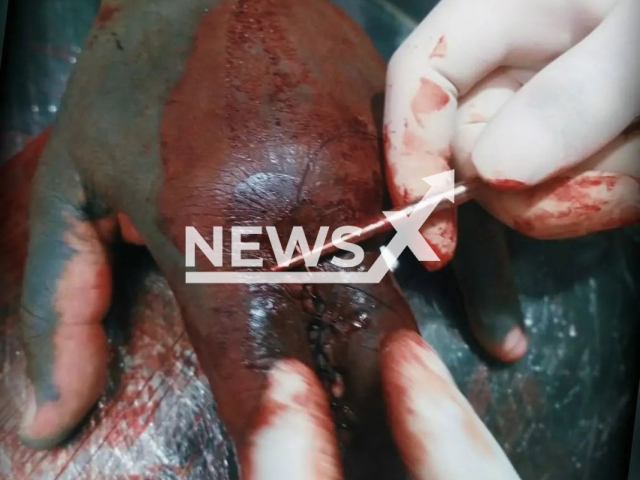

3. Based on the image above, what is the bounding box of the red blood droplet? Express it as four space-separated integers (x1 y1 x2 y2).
96 5 120 28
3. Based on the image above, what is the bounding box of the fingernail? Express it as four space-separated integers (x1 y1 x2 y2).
498 326 528 362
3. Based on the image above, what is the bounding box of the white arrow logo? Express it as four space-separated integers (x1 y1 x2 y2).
186 170 455 284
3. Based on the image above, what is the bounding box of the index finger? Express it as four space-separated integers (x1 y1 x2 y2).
381 331 522 480
384 0 511 268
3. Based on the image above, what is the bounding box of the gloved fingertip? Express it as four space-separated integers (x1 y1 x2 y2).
420 209 457 271
472 110 562 188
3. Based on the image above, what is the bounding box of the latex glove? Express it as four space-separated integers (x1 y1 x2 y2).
385 0 640 267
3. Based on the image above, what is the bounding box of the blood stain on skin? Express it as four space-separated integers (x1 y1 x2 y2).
382 331 497 469
411 78 450 126
486 179 526 190
381 331 432 474
555 174 617 196
247 391 287 436
512 173 640 237
538 175 613 215
401 188 414 205
511 217 536 236
96 4 120 28
401 129 428 156
429 36 447 59
383 124 392 157
391 333 496 457
420 211 456 270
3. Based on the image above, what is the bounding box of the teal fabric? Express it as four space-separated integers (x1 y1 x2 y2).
0 0 100 158
0 0 7 64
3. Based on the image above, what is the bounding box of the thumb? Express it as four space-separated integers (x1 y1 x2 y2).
472 0 640 187
20 142 113 449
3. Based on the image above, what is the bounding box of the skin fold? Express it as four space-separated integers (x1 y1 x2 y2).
19 0 423 478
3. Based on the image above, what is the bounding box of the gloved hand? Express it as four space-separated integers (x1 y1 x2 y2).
384 0 639 362
385 0 639 264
